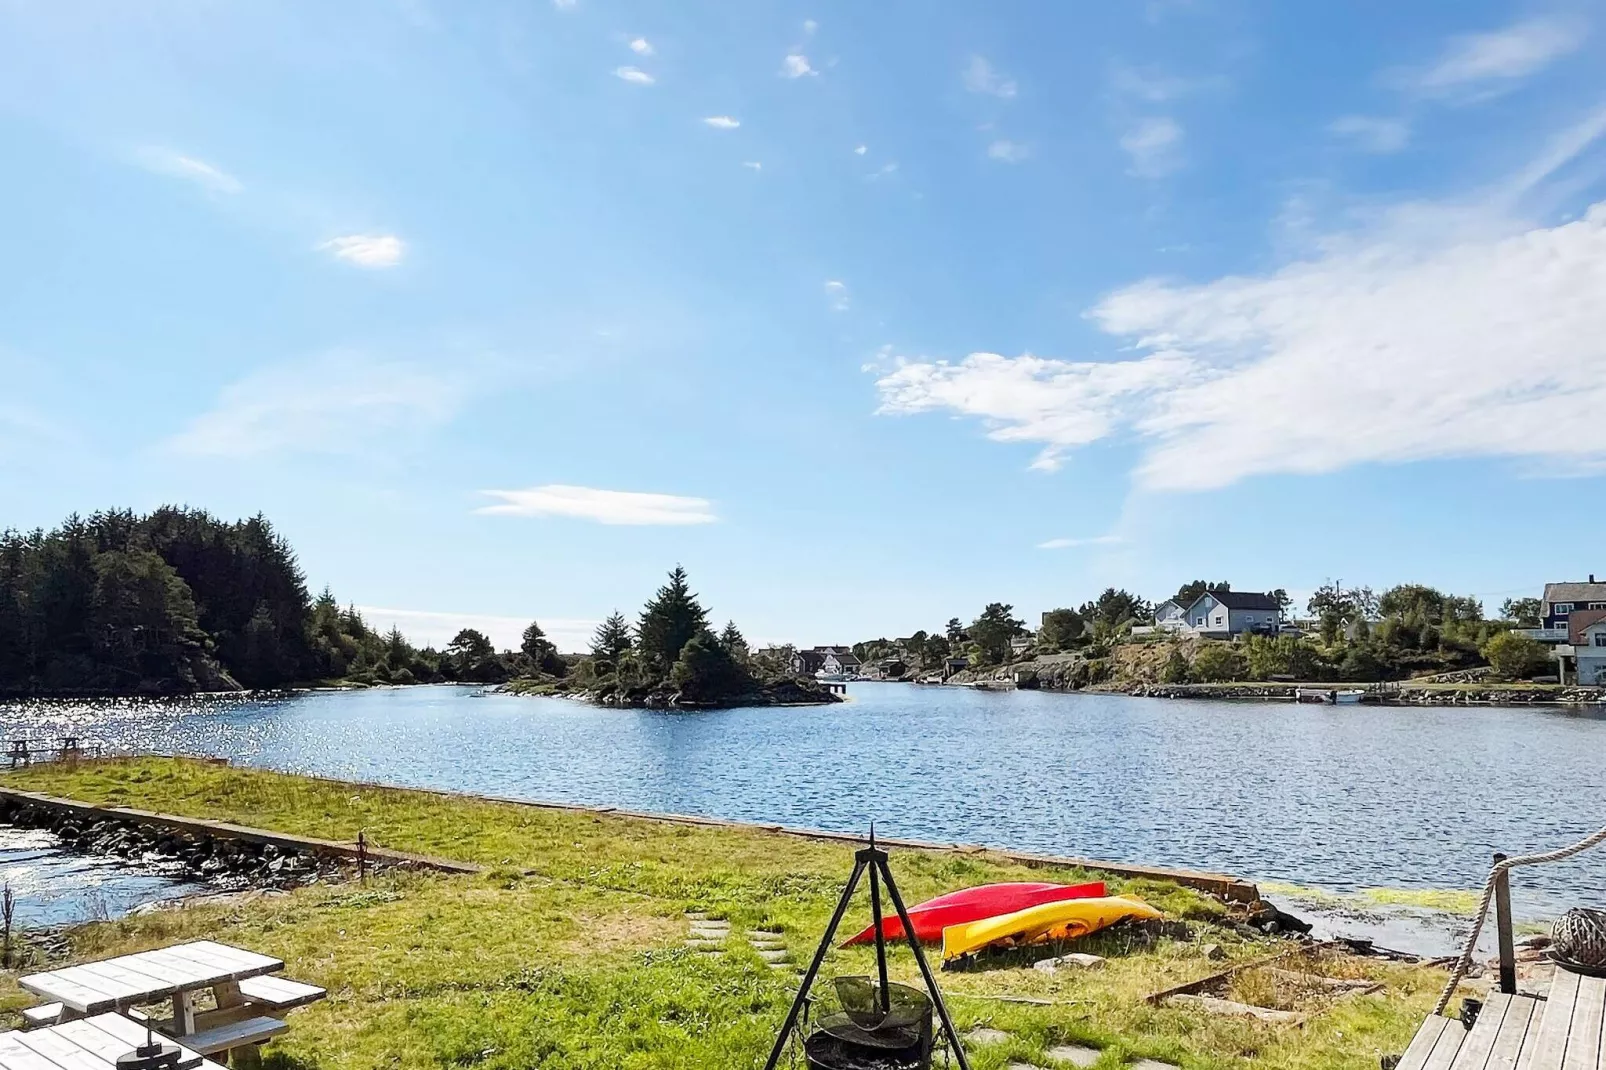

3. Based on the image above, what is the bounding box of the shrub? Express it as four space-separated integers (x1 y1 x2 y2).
1160 648 1190 684
1482 630 1547 682
1191 643 1245 682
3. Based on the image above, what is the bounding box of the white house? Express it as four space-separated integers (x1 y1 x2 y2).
1182 591 1283 638
821 651 861 677
1556 610 1606 685
1152 600 1188 632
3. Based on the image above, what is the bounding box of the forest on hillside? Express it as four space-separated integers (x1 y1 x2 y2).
0 508 544 695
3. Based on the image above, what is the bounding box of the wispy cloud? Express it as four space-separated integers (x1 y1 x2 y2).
873 109 1606 491
615 66 655 85
357 606 599 654
318 234 406 268
134 148 241 195
987 139 1032 163
962 56 1017 99
1404 17 1585 99
781 53 816 78
824 279 850 311
169 352 463 458
1328 115 1411 153
628 37 653 55
702 115 740 129
477 485 718 525
866 161 898 181
742 160 763 171
551 0 577 9
1119 117 1182 177
803 18 818 35
854 144 868 155
1109 64 1212 104
1037 535 1124 550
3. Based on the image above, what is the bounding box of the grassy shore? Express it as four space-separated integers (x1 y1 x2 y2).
0 759 1443 1070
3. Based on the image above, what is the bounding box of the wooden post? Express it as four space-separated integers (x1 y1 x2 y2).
1493 852 1516 995
358 830 367 885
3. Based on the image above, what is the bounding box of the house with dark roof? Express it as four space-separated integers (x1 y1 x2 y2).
1182 590 1283 638
821 651 861 677
1541 577 1606 633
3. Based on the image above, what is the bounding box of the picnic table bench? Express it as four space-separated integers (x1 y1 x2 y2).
0 1012 225 1069
15 941 324 1063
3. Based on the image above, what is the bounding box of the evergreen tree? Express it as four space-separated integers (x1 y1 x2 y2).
637 566 708 666
590 611 633 663
718 620 749 661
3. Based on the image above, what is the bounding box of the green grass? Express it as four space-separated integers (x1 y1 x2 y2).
0 759 1442 1070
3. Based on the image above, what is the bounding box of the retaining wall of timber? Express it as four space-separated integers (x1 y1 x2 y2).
2 755 1254 901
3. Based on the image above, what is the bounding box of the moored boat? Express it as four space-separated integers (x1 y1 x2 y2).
941 895 1163 961
841 880 1107 946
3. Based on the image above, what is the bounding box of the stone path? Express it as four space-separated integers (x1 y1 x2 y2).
684 911 729 955
747 927 792 970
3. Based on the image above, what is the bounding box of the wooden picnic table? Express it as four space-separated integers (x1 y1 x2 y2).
0 1012 224 1069
18 940 284 1035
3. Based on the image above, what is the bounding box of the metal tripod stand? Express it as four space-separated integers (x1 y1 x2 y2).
761 831 972 1070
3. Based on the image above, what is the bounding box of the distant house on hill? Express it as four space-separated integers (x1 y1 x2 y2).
1540 577 1606 635
790 650 826 676
1183 590 1283 638
1152 600 1188 632
1009 634 1034 657
821 651 861 677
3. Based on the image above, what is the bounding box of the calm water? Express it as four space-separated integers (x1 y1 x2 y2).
0 827 201 927
4 684 1604 921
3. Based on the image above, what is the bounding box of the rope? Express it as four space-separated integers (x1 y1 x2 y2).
1433 822 1606 1015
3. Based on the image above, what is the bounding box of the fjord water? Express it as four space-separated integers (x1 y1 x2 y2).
5 683 1604 921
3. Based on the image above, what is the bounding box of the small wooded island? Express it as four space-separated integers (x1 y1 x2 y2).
0 508 838 708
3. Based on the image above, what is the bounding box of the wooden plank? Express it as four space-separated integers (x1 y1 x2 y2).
8 1028 109 1070
1452 993 1512 1070
130 949 227 988
1519 967 1582 1070
16 972 120 1015
179 1016 287 1057
1426 1017 1471 1070
1483 996 1540 1070
0 1035 65 1070
66 1015 204 1070
185 942 283 975
46 966 149 1003
157 943 280 980
1561 976 1605 1070
236 976 326 1010
1401 1016 1457 1070
109 951 214 989
64 961 177 1003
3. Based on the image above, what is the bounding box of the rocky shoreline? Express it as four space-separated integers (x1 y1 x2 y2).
0 798 351 887
503 676 844 710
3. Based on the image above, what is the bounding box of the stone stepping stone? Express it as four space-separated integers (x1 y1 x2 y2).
685 911 711 921
757 948 789 963
1008 1064 1044 1070
1131 1060 1179 1070
1046 1045 1101 1067
748 928 783 938
966 1027 1010 1047
750 941 786 952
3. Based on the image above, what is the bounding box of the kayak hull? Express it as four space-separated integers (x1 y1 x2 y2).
842 880 1107 946
941 896 1162 961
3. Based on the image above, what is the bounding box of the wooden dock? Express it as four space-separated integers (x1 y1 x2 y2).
1400 970 1604 1070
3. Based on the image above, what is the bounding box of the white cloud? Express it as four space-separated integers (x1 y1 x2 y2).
742 161 763 171
854 144 868 155
551 0 576 9
134 148 241 194
1109 64 1207 104
615 66 655 85
824 279 850 311
803 18 818 35
629 37 653 55
1037 535 1124 550
318 234 406 268
1328 115 1411 153
1408 17 1584 98
781 53 816 78
873 110 1606 491
987 139 1032 163
356 606 599 654
476 485 717 525
963 56 1017 99
1120 117 1182 177
169 352 462 458
866 161 898 181
702 115 740 129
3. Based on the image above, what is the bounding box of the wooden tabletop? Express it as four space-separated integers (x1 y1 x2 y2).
18 941 284 1015
0 1012 223 1069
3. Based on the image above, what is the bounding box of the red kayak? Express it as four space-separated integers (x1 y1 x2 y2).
841 880 1107 946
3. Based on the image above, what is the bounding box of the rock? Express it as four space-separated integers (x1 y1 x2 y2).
1201 943 1226 960
1034 953 1107 974
1045 1044 1101 1067
966 1027 1010 1047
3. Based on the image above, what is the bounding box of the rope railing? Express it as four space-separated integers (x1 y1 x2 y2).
1433 821 1606 1016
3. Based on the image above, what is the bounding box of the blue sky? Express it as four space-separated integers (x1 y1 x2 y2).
3 1 1605 651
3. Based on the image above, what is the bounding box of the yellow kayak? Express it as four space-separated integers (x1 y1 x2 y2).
941 895 1162 961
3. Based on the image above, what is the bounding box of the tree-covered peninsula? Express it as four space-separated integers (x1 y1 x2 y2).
508 565 843 709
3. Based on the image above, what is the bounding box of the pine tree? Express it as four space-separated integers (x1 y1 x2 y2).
637 566 709 667
718 620 748 660
590 611 633 662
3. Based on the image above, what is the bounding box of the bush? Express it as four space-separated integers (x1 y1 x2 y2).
1338 644 1387 682
1160 648 1190 684
670 632 755 699
1191 643 1245 683
1482 630 1547 682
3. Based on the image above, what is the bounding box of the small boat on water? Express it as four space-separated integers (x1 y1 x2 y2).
841 880 1107 946
1295 687 1365 704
